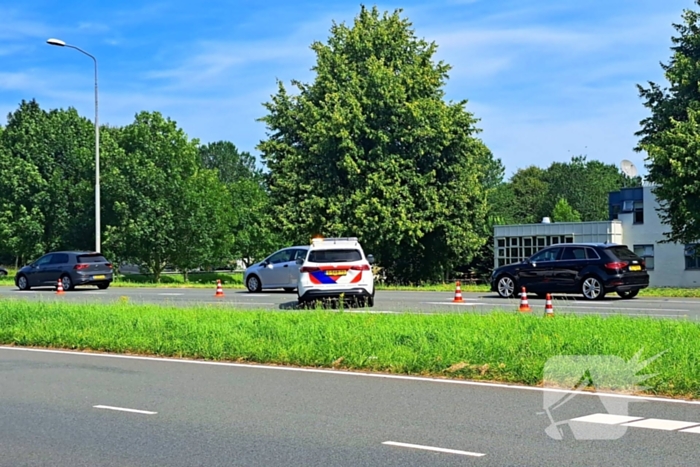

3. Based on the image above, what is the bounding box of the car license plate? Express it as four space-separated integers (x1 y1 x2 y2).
629 265 641 271
326 270 347 276
93 275 106 280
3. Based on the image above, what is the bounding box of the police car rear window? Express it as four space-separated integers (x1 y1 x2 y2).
308 249 362 263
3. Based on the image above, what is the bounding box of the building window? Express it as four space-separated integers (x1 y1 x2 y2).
634 244 654 270
523 237 533 258
685 244 700 270
634 201 644 224
622 200 634 212
611 204 620 220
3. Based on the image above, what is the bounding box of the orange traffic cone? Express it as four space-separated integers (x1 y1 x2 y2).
453 281 463 302
544 293 554 317
56 278 65 295
215 279 224 297
518 287 531 312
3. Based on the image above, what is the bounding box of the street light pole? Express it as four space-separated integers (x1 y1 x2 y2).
46 38 100 253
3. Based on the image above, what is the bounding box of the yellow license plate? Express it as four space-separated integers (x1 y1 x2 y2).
94 275 106 279
629 265 641 271
326 270 347 276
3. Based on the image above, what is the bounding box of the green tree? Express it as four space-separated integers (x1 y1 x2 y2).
543 155 639 221
551 197 582 222
199 141 260 184
230 178 282 267
637 2 700 244
0 100 119 263
198 140 279 266
507 166 550 224
104 111 232 282
171 169 236 279
257 6 497 283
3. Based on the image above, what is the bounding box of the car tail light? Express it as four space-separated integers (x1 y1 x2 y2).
300 266 320 273
105 263 113 269
604 261 628 270
74 264 90 270
350 265 370 271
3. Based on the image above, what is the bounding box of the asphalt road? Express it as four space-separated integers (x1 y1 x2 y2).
1 285 700 320
0 347 698 466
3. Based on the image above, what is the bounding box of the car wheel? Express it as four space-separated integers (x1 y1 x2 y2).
246 275 262 293
17 275 30 291
581 276 605 300
60 274 74 291
496 275 516 298
366 294 374 308
0 270 7 277
617 289 639 299
97 282 110 290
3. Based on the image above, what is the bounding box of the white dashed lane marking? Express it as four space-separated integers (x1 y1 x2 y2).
382 441 485 457
571 413 700 433
569 414 643 425
93 405 157 415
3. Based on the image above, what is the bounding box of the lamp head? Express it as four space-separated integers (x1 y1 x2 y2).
46 38 66 47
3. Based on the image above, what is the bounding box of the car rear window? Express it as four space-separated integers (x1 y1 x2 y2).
605 246 640 261
308 249 363 263
78 254 108 263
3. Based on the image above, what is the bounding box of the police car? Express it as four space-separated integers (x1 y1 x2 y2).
296 237 375 308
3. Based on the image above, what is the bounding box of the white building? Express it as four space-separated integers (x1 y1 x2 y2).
493 185 700 288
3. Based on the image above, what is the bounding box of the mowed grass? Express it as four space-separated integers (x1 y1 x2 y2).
0 299 698 399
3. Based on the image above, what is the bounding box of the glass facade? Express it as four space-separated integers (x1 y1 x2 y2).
495 235 574 267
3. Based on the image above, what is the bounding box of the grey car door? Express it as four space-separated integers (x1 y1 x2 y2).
29 254 54 286
260 249 294 287
45 253 70 285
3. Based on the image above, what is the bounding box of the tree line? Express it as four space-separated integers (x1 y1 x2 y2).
0 102 280 282
0 3 693 283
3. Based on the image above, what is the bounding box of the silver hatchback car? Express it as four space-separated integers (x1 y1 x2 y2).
243 246 309 292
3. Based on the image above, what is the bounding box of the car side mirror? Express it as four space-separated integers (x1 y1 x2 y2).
367 254 375 265
296 258 304 265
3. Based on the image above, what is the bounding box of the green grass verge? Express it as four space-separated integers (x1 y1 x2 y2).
0 299 697 399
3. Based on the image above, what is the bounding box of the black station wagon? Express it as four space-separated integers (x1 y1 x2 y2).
489 243 649 300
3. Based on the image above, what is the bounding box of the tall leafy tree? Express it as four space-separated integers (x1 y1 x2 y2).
637 2 700 244
508 166 550 224
258 6 497 282
171 169 236 279
0 99 118 263
543 156 639 221
104 111 232 282
199 141 261 184
199 141 280 266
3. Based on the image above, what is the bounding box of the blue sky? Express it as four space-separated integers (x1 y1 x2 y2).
0 0 693 179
